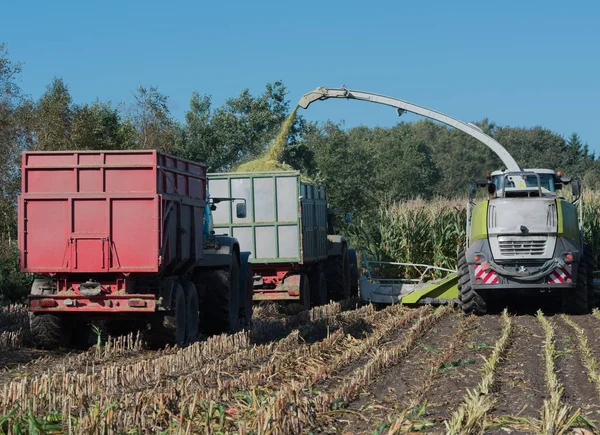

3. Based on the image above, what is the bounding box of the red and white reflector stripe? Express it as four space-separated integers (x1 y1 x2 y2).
548 265 572 284
474 264 499 284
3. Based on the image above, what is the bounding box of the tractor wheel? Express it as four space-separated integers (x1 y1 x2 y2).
299 273 311 312
348 248 359 297
584 245 596 310
457 247 487 315
29 313 71 349
145 282 187 349
201 258 241 335
562 260 589 315
325 244 351 301
181 280 199 345
309 266 328 307
240 263 254 330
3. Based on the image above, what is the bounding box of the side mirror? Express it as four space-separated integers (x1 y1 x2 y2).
344 213 352 224
236 202 247 219
571 180 581 197
487 183 497 196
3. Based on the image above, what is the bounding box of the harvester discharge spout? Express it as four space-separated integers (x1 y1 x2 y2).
297 86 521 173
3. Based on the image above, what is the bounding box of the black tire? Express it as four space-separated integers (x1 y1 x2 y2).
309 266 328 307
457 247 487 315
181 280 199 345
299 273 311 311
145 282 187 348
29 313 71 349
584 245 595 310
201 258 241 335
562 260 589 315
348 248 359 297
325 244 351 301
240 263 254 330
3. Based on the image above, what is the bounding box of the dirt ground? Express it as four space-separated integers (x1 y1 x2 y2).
1 302 600 434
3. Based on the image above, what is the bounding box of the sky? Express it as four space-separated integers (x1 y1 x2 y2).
2 0 599 152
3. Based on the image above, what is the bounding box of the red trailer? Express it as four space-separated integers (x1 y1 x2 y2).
19 150 252 349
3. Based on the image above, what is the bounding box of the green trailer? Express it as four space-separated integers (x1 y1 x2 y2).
207 171 352 308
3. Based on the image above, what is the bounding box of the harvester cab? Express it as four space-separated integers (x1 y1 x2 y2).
462 168 592 315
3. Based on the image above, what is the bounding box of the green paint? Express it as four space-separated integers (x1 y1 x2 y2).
400 272 458 305
469 200 488 242
556 199 579 241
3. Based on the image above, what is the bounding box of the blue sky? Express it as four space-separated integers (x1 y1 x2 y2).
2 0 599 152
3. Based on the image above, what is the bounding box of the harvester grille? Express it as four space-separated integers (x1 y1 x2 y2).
497 237 547 256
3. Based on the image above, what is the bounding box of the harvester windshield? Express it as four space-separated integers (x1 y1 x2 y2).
492 173 556 192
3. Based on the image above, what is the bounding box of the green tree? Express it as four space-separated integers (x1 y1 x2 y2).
71 101 127 150
34 77 73 150
127 85 176 151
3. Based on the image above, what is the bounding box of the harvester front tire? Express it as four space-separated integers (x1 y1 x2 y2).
584 245 596 310
457 248 487 315
201 259 241 335
562 261 589 315
325 244 351 301
29 313 71 349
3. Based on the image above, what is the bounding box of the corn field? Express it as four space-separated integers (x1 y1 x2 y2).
365 191 600 274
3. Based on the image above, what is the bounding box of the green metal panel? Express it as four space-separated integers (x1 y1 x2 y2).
207 171 328 264
556 199 580 242
470 201 488 242
400 273 458 306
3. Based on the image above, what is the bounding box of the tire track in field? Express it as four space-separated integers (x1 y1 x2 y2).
554 316 600 424
491 315 545 420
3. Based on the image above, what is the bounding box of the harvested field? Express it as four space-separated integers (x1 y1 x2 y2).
0 303 600 434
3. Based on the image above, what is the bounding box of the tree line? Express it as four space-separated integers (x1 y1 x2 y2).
0 43 597 301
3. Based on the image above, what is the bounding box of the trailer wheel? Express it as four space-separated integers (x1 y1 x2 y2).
201 258 240 334
29 313 71 349
325 244 351 301
310 266 328 307
457 247 487 315
181 280 199 345
562 260 589 315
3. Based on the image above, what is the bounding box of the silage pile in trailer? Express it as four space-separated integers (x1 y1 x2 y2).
235 106 312 181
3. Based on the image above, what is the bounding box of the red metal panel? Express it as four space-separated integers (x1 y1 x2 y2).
78 169 103 193
19 150 206 276
22 199 70 271
110 198 159 270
